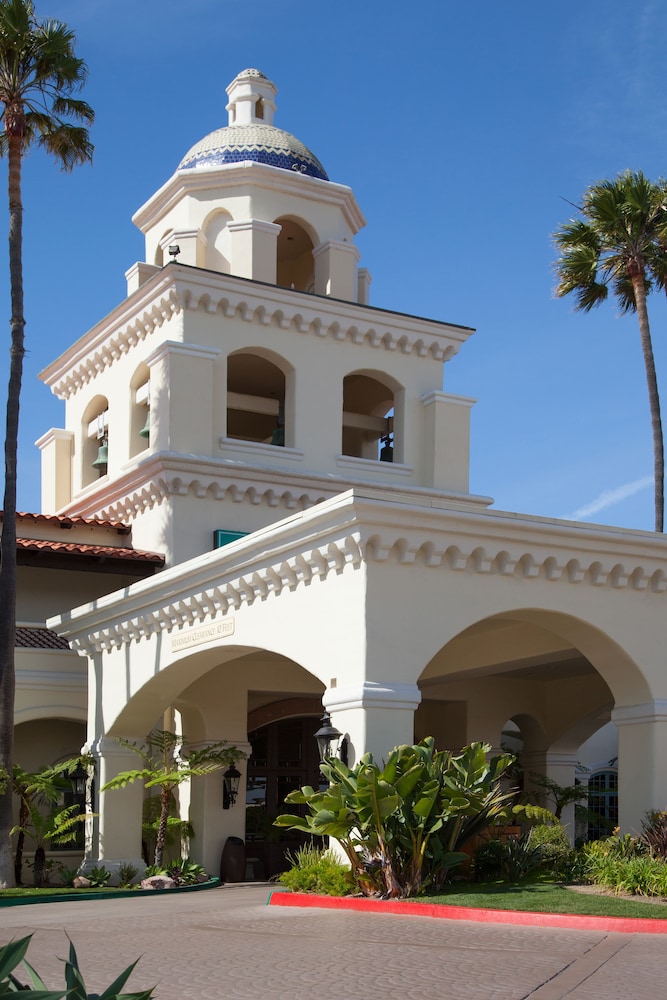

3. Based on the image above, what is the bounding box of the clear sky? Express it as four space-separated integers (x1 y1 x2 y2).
2 0 666 531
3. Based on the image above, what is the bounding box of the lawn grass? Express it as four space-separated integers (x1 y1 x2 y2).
413 880 667 920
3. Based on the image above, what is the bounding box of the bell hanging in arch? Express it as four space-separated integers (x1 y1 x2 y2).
379 433 393 463
139 408 150 440
92 437 109 472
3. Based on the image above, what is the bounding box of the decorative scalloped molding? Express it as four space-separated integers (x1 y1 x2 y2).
42 269 472 399
59 515 667 657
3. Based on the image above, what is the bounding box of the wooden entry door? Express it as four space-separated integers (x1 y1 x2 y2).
245 715 325 878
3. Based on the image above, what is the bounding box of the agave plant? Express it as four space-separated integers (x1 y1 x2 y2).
0 934 155 999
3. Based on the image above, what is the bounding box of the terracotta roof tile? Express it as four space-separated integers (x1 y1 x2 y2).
8 511 131 532
16 626 71 650
16 537 165 564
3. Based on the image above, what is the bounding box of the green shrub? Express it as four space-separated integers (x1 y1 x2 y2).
118 862 139 887
499 837 545 883
471 839 504 881
528 823 574 878
165 857 207 885
579 833 667 897
87 864 111 888
277 843 353 896
641 810 667 858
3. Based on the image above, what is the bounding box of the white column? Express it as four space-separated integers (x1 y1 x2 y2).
84 736 145 880
420 391 474 492
323 681 421 765
145 341 220 455
227 219 281 283
36 428 73 512
612 701 667 833
313 240 360 300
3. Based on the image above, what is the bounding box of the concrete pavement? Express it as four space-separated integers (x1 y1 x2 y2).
1 884 666 999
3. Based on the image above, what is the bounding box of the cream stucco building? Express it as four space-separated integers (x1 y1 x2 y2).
20 69 664 878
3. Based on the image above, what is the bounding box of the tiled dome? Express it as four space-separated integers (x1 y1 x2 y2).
178 123 328 181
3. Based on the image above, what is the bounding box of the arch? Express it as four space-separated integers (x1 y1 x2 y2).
202 208 233 273
81 394 109 488
129 362 150 458
274 215 316 292
342 368 404 462
418 607 651 708
154 230 172 268
107 644 325 739
226 348 294 448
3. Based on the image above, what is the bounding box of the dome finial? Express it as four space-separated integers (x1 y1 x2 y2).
226 69 277 127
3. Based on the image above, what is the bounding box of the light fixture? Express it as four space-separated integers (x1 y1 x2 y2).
223 765 241 809
168 244 181 262
314 712 343 762
70 761 88 797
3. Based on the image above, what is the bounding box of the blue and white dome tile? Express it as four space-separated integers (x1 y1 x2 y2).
178 123 328 181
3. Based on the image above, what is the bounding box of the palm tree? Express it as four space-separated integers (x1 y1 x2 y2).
102 730 244 868
0 0 93 888
553 170 667 532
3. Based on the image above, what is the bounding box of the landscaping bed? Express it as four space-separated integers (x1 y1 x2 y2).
0 877 221 906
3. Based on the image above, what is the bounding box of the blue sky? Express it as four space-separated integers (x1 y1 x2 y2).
3 0 667 530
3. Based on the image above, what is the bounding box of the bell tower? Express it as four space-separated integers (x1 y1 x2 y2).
38 69 484 566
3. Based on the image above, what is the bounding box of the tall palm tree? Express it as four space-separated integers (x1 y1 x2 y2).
553 170 667 532
0 0 93 888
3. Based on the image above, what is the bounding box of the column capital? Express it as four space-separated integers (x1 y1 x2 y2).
612 700 667 726
324 681 421 713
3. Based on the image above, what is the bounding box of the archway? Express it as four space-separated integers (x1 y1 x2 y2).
342 370 403 462
226 349 291 447
275 216 315 291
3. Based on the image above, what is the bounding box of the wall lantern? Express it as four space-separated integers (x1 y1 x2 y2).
223 766 241 809
70 761 88 797
168 244 181 262
314 712 348 764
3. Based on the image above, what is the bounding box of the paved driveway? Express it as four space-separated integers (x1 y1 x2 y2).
1 885 666 999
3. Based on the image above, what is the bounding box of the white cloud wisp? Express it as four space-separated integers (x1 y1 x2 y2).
559 475 653 522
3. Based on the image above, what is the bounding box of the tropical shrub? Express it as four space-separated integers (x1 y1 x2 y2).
164 858 207 885
118 862 139 888
498 837 545 883
277 843 353 896
275 739 517 898
87 865 111 888
0 933 155 999
528 823 574 878
641 810 667 858
471 838 504 881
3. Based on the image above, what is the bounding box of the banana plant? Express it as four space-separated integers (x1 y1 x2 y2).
275 739 517 898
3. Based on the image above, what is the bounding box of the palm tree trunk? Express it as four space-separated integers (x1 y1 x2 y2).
0 129 24 888
631 271 664 532
14 794 29 885
155 786 172 868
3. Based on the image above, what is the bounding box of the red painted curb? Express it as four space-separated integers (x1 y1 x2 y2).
268 890 667 934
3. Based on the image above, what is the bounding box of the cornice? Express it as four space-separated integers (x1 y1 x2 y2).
132 160 367 236
50 488 667 657
54 452 490 523
39 267 474 399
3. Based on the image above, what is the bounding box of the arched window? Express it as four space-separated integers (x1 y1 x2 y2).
275 217 315 292
81 395 109 487
226 350 290 447
588 770 618 840
342 371 400 462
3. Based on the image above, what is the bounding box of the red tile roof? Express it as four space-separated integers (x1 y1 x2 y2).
9 511 131 533
16 537 164 564
16 626 71 650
